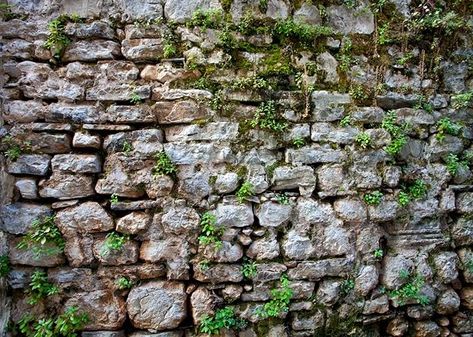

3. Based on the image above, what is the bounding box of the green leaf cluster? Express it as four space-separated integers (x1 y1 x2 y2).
100 232 129 256
26 271 59 305
17 216 65 258
250 100 287 133
153 151 177 177
0 254 10 277
388 272 430 306
236 181 255 203
363 191 383 205
199 307 247 335
397 180 428 207
436 117 462 141
382 111 409 156
257 274 293 318
18 306 88 337
198 212 224 250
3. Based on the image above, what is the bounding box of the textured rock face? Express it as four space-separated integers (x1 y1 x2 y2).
2 1 473 336
127 282 187 330
0 203 51 234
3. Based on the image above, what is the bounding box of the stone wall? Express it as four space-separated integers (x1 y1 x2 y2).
1 0 473 336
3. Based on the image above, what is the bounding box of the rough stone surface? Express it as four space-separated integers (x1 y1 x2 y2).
0 203 51 234
1 2 473 336
127 282 187 330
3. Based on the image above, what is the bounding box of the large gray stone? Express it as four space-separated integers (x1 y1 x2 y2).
17 61 84 102
327 5 375 34
288 258 352 281
255 201 292 228
7 155 50 176
0 203 51 234
39 173 95 200
103 129 163 157
164 0 222 23
127 281 187 330
63 40 121 62
51 154 101 173
55 201 114 237
121 38 164 61
65 290 126 330
165 122 239 142
214 200 254 228
285 145 346 164
3 100 46 123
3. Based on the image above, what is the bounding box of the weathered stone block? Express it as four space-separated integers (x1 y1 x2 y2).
0 203 51 234
3 100 46 123
51 154 101 173
65 290 126 330
165 122 239 142
7 155 50 176
39 173 95 200
255 201 292 228
63 40 121 61
327 5 374 34
121 38 164 61
285 145 346 164
127 282 187 330
152 100 211 124
55 201 114 237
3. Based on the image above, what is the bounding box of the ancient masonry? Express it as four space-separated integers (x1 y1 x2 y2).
0 0 472 336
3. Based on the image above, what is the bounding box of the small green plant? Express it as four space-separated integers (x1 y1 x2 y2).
199 306 247 335
408 179 427 199
363 191 383 205
445 153 468 176
122 140 133 155
436 118 461 141
273 18 332 45
17 216 65 258
242 259 257 279
115 277 133 290
163 38 177 58
18 306 88 337
292 137 306 148
236 181 255 203
338 37 353 72
373 249 384 260
100 232 129 256
232 76 272 91
340 115 352 127
276 193 289 205
218 26 237 52
388 271 429 306
27 270 59 305
44 14 81 57
349 84 368 101
249 100 287 133
110 193 119 205
398 191 411 207
198 212 224 250
1 135 31 161
464 258 473 273
382 111 409 156
397 52 414 66
129 91 142 105
452 91 473 109
188 8 224 29
199 259 211 271
377 22 391 45
153 151 177 177
340 278 355 295
0 254 10 277
355 132 372 149
397 179 428 207
257 274 293 318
